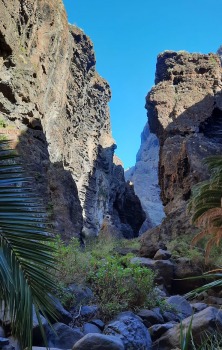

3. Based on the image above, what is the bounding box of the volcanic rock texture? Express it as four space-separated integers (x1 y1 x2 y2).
0 0 145 240
143 51 222 242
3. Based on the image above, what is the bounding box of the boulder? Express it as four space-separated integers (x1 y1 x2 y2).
50 295 72 324
191 302 208 313
67 284 94 306
72 333 125 350
90 319 105 330
139 235 167 258
153 306 222 349
149 322 175 341
47 323 83 349
82 323 102 335
172 257 205 293
104 311 152 349
137 309 164 327
131 257 174 290
153 249 171 260
166 295 193 320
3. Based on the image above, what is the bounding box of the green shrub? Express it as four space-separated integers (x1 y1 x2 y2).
87 254 158 320
167 237 204 264
52 235 160 320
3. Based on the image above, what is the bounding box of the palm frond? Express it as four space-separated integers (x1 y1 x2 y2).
0 140 58 349
188 156 222 260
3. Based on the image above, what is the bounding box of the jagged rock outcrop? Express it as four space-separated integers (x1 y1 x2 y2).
0 0 145 239
125 122 165 233
142 50 222 242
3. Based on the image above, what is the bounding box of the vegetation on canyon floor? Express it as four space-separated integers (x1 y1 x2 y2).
53 234 162 321
1 138 222 349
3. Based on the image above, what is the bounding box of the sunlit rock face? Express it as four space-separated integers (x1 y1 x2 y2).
142 50 222 241
125 122 165 233
0 0 145 240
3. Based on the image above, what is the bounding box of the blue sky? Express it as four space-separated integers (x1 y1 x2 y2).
63 0 222 169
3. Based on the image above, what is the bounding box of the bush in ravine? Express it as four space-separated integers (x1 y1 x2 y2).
53 235 160 320
87 254 158 320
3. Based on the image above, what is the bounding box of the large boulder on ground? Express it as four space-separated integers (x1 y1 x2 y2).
72 333 125 350
131 257 174 290
104 311 152 349
166 295 193 319
149 322 175 341
154 249 171 260
67 284 94 307
82 323 102 335
50 295 73 324
153 306 222 350
47 323 83 349
172 257 205 293
137 309 164 327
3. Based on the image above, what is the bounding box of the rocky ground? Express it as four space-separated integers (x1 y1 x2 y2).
1 240 222 350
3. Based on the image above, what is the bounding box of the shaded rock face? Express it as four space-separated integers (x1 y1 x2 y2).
125 122 165 232
145 50 222 239
0 0 144 239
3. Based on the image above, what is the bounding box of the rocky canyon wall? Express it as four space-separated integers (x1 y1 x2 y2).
141 50 222 247
125 122 165 233
0 0 145 240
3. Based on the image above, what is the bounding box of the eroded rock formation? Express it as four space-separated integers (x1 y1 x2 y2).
125 122 165 233
142 50 222 243
0 0 145 239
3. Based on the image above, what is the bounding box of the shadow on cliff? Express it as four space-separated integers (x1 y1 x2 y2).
15 118 83 242
142 91 222 242
148 92 222 205
83 144 146 239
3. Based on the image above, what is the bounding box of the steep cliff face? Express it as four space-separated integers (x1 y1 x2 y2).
143 51 222 241
0 0 145 239
125 122 165 233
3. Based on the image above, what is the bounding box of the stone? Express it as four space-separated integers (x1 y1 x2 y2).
191 302 208 313
72 333 124 350
137 309 164 327
50 295 72 324
162 311 181 323
131 257 174 290
153 307 222 349
82 323 101 335
139 232 167 258
79 305 98 320
67 284 94 306
104 311 152 350
166 295 193 319
149 322 175 341
90 319 105 330
47 323 83 349
172 257 205 293
153 249 171 260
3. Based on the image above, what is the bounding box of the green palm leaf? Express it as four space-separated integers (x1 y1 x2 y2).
0 140 58 349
